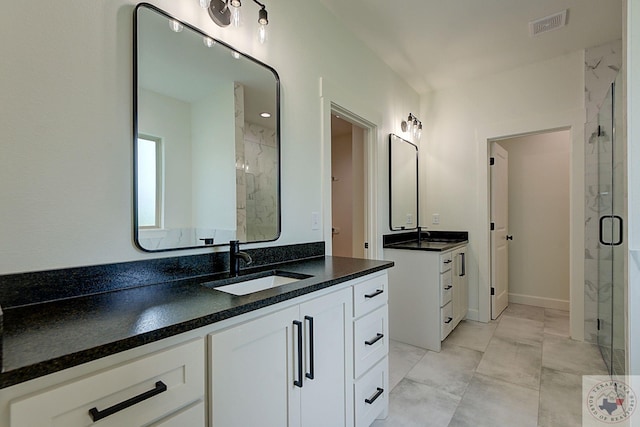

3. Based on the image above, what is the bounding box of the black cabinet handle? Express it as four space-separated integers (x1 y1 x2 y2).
444 285 452 290
506 235 513 241
365 333 384 346
305 316 315 380
443 259 452 264
444 317 453 324
365 289 384 299
88 381 167 422
293 320 303 388
365 387 384 404
460 253 466 277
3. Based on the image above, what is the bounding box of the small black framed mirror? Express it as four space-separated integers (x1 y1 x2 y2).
389 134 418 230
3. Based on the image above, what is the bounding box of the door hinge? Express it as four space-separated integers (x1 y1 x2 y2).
364 242 369 249
597 318 601 330
490 222 495 231
490 157 495 166
490 287 495 295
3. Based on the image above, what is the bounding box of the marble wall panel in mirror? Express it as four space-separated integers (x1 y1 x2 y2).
389 134 418 230
134 4 280 251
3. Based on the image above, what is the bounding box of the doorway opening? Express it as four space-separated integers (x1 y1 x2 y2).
330 114 367 258
490 129 571 319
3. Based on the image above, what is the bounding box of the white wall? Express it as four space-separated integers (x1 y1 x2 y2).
138 89 193 231
0 0 419 274
421 51 585 336
499 131 571 310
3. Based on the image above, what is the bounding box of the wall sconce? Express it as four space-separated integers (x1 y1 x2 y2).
200 0 269 43
401 113 422 140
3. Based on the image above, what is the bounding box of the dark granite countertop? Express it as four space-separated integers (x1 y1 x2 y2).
0 255 393 389
383 230 469 252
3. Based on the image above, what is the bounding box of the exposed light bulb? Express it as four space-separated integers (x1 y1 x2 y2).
259 24 267 44
412 118 419 137
416 123 423 140
258 7 268 44
260 112 271 118
230 0 241 27
203 36 216 47
199 0 211 9
169 20 184 33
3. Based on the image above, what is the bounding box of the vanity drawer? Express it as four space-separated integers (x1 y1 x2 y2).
440 252 453 272
354 356 388 427
10 338 205 427
353 273 388 318
354 305 389 378
440 302 454 340
440 269 453 307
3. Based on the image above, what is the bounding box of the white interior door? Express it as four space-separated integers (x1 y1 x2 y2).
491 142 509 319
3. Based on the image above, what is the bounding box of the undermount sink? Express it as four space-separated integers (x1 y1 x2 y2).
202 270 313 296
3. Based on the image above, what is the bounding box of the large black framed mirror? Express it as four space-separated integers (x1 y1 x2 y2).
134 3 280 251
389 134 419 230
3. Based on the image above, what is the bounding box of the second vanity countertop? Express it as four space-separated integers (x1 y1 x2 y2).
0 255 393 389
383 230 469 252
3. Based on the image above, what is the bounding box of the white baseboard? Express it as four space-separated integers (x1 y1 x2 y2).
508 293 569 311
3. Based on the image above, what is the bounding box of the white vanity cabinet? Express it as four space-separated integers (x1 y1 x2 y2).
1 270 390 427
209 287 352 427
8 338 205 427
386 244 468 352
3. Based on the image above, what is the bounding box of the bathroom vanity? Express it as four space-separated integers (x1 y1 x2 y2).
383 231 468 352
0 245 392 427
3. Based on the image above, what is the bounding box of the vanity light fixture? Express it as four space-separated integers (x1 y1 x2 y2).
203 0 269 43
401 113 422 140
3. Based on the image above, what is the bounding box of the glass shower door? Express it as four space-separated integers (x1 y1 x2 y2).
596 78 625 376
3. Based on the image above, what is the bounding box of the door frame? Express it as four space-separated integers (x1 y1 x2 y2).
475 109 584 340
320 78 381 259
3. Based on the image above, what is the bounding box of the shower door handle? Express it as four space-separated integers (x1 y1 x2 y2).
599 215 623 246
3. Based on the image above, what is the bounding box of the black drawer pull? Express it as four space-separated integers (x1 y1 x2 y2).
365 387 384 404
365 333 384 346
365 289 384 299
444 285 452 290
293 320 303 388
444 317 453 324
443 259 452 264
305 316 315 380
89 381 167 422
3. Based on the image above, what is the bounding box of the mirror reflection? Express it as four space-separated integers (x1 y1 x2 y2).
389 134 418 230
134 4 280 251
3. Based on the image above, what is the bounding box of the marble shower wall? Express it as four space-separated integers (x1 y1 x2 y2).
584 39 621 343
243 123 278 241
234 83 278 242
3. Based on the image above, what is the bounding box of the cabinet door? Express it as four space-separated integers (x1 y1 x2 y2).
299 288 351 427
209 305 300 427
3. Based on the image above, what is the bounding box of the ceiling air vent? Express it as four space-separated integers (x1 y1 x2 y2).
529 10 567 37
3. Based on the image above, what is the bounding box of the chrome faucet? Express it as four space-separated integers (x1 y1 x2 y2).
229 240 252 276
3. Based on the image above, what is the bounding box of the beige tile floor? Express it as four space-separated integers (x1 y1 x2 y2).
372 303 608 427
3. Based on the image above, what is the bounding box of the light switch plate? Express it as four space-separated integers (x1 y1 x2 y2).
311 212 320 230
432 213 440 225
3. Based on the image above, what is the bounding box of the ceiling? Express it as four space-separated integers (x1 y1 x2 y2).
318 0 623 93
